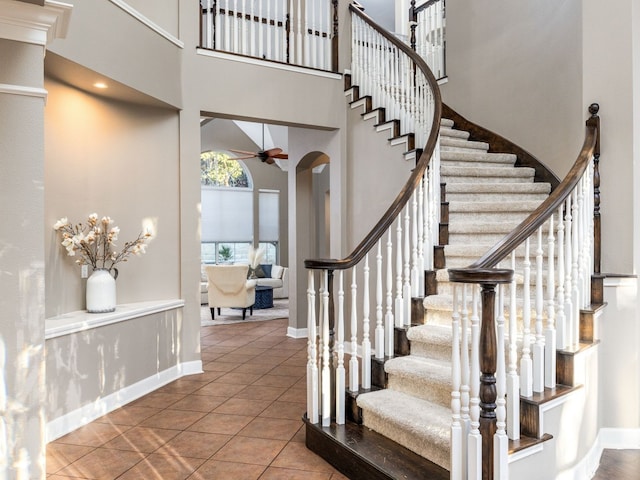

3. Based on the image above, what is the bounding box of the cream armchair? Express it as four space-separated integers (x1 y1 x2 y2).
206 264 257 320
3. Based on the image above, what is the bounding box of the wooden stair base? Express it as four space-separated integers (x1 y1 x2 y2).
304 416 450 480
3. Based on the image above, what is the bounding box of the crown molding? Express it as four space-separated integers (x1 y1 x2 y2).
0 0 72 46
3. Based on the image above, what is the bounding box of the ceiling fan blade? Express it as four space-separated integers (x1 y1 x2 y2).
228 148 257 156
263 147 283 157
228 155 256 160
272 153 288 159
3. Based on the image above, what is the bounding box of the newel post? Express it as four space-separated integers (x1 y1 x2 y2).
448 268 513 480
587 103 604 304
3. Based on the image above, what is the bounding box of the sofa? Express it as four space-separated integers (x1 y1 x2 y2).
201 263 288 304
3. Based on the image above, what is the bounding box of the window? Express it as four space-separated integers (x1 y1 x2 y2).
201 151 250 187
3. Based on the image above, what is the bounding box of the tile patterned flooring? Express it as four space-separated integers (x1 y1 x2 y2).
47 318 348 479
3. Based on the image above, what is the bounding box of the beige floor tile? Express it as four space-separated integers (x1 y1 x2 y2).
46 443 94 474
140 409 207 430
116 452 205 480
57 447 145 479
170 394 227 413
213 397 272 416
54 422 129 448
103 426 180 453
258 401 306 421
239 417 303 441
213 436 287 466
259 467 332 480
271 442 335 473
156 431 232 459
190 459 266 480
188 412 254 435
94 405 162 426
235 385 288 401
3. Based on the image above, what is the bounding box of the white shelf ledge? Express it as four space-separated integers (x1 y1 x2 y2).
45 299 185 340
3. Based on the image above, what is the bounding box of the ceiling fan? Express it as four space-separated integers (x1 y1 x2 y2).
228 123 288 165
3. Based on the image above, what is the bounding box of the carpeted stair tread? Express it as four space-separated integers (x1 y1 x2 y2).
407 324 454 362
446 182 551 194
441 118 454 128
385 356 452 408
441 136 489 151
441 150 516 165
443 165 536 177
357 389 451 470
449 200 544 213
439 126 470 140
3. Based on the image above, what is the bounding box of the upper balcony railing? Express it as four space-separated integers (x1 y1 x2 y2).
200 0 339 72
410 0 446 80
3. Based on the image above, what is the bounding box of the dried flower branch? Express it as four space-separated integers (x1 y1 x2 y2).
54 213 152 274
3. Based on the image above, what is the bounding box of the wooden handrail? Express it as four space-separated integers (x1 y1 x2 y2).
465 103 600 270
304 4 443 271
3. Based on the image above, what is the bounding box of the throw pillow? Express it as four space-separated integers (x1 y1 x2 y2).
254 264 266 278
271 265 284 279
260 264 272 278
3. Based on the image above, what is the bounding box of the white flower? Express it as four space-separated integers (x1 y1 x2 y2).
88 213 98 226
53 218 69 230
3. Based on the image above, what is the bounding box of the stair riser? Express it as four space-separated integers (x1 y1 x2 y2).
360 408 451 471
387 375 450 410
446 192 549 203
443 175 534 184
449 211 533 223
442 160 514 169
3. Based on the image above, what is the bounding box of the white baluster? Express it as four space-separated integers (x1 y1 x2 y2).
375 241 385 359
507 251 520 440
520 238 533 397
336 270 345 424
321 271 330 426
296 0 303 65
386 230 395 357
571 190 580 346
307 270 319 424
556 204 566 350
564 196 574 349
362 254 372 390
545 214 557 388
258 0 264 58
450 285 463 480
403 204 412 326
250 0 256 57
418 179 425 296
460 284 470 479
468 286 481 479
411 189 419 297
350 267 359 392
266 0 272 60
395 218 404 327
533 226 545 393
274 0 280 61
232 0 239 53
494 282 508 479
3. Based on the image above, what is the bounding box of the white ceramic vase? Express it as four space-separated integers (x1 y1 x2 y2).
86 268 116 313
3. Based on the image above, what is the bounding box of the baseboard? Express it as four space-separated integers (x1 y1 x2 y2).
46 360 203 442
556 427 640 480
287 326 308 339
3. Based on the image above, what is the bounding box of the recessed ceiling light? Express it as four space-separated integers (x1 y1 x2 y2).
93 82 108 89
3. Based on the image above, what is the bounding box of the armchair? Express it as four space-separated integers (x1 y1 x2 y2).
206 264 257 320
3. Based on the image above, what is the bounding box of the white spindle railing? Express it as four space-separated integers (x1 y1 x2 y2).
448 105 600 478
305 4 441 430
200 0 335 71
412 0 446 80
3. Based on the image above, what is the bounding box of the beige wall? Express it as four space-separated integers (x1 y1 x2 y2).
442 0 584 178
45 309 182 424
0 36 47 479
48 0 182 108
120 0 180 38
44 78 181 317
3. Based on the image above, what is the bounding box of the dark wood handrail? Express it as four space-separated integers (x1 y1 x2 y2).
304 4 443 270
464 103 600 271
